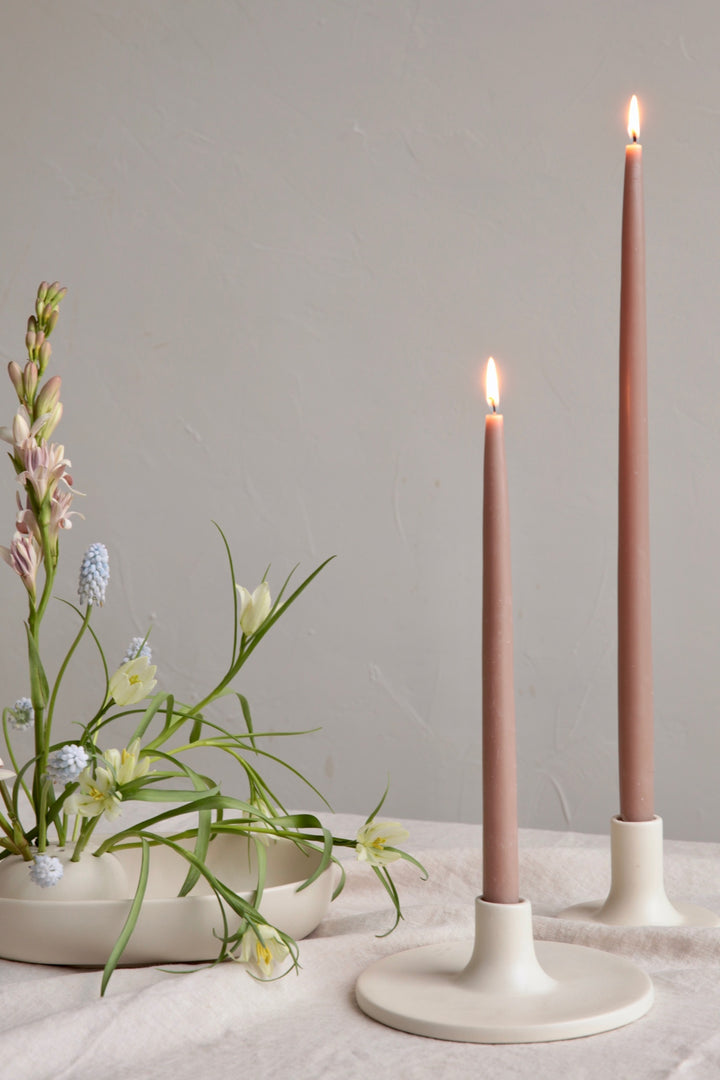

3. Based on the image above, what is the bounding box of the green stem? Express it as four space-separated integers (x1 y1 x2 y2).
71 815 101 862
34 517 57 626
37 775 53 852
27 513 61 849
0 782 29 855
1 712 34 809
46 604 92 735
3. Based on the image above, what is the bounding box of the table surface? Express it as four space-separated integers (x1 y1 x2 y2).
2 813 720 1080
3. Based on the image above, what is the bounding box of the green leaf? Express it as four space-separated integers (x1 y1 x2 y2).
57 598 110 704
101 838 151 995
236 694 256 747
212 521 239 668
372 865 403 937
365 779 390 825
118 786 220 804
25 624 49 707
140 749 216 898
129 692 177 743
230 556 335 673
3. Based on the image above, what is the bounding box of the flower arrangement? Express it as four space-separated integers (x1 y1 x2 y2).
0 282 423 992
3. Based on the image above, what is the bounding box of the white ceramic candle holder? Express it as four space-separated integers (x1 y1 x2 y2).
559 815 720 927
356 895 653 1043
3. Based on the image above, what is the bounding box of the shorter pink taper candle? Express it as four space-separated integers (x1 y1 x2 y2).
482 358 519 904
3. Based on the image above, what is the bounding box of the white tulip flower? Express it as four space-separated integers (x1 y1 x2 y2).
236 581 272 636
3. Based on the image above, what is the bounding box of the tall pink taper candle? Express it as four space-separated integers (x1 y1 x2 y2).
482 357 519 904
618 95 654 822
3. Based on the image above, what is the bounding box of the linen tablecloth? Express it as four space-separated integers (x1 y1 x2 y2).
2 814 720 1079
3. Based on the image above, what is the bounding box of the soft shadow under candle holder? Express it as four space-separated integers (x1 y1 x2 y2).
355 893 653 1043
559 815 720 927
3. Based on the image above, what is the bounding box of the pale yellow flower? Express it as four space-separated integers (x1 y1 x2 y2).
107 656 157 706
356 821 409 866
236 924 289 978
103 738 150 785
236 581 272 636
65 763 122 820
64 739 150 820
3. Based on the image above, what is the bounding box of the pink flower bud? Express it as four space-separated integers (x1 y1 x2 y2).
22 362 38 400
41 401 63 440
37 282 49 302
25 329 36 353
46 284 67 305
26 316 37 333
7 362 23 400
38 340 51 374
35 375 61 415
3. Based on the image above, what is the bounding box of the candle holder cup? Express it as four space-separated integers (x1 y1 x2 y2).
356 895 653 1043
559 815 720 927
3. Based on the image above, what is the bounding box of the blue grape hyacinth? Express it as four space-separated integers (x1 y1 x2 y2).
78 543 109 606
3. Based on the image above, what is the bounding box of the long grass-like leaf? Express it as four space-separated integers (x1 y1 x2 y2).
212 521 239 668
364 779 390 825
57 598 110 708
372 865 403 937
141 748 216 897
232 557 335 673
100 838 151 995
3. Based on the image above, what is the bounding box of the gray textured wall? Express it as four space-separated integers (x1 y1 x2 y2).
0 1 718 840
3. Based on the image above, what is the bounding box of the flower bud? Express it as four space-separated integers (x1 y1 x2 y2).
46 284 67 306
26 316 37 334
36 282 49 303
12 411 30 446
7 362 23 400
44 308 59 335
35 375 61 415
25 329 36 353
38 340 51 374
22 362 38 401
35 298 44 320
41 401 62 440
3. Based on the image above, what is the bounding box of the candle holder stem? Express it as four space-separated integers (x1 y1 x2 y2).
559 816 720 927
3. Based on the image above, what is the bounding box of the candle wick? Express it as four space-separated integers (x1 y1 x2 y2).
632 134 637 144
491 401 497 414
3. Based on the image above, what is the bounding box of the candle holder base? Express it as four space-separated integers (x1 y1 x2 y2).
355 896 653 1043
559 815 720 927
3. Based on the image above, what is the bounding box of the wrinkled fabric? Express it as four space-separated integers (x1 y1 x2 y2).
1 815 719 1079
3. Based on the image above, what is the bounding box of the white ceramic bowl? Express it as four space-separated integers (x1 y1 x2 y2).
0 834 335 966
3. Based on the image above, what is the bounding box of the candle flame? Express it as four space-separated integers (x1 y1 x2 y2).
486 357 499 411
627 95 640 142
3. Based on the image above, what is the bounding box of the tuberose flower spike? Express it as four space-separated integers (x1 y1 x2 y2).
78 542 109 606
